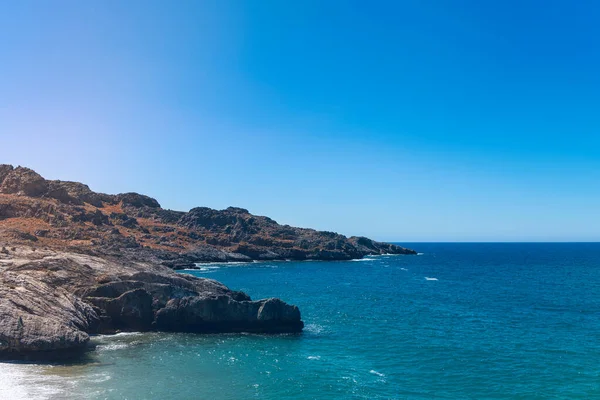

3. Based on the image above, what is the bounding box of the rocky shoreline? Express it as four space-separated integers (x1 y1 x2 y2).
0 247 303 360
0 164 416 360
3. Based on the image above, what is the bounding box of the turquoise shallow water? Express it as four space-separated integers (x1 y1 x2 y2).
2 243 600 399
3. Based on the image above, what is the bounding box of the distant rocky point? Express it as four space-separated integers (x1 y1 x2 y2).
0 164 415 360
0 164 416 266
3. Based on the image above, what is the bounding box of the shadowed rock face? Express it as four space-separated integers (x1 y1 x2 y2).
0 248 303 360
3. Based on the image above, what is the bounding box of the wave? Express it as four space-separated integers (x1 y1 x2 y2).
400 267 408 271
0 364 68 400
304 323 325 335
93 331 143 340
86 373 112 383
425 277 438 281
307 355 321 360
193 261 255 267
369 370 385 377
377 253 419 256
190 266 222 272
350 258 375 262
97 343 129 351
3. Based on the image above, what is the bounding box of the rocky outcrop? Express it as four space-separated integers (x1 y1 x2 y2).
81 270 302 334
348 236 408 255
117 193 161 209
0 166 49 197
154 296 302 333
0 164 416 360
0 256 99 359
0 164 416 263
47 180 114 207
0 247 303 360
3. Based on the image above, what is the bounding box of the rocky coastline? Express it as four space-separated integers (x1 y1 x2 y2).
0 165 415 360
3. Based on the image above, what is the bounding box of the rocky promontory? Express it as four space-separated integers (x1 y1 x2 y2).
0 164 415 360
0 247 302 360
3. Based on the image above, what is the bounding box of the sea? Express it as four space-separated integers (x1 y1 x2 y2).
1 243 600 399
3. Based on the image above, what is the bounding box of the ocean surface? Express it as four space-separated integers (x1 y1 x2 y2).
2 243 600 399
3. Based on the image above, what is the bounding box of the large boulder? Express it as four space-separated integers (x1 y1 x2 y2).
154 295 303 334
0 269 99 360
48 180 115 207
0 166 49 197
87 288 154 332
82 271 303 335
117 192 161 208
179 207 244 230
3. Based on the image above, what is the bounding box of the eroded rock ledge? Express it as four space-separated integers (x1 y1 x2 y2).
0 247 302 360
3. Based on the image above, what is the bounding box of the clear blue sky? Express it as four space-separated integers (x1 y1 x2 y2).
1 1 599 241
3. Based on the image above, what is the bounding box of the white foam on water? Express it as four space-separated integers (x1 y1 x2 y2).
400 267 408 271
192 261 255 268
351 258 375 262
425 277 438 281
93 331 143 340
304 323 325 335
417 253 424 256
86 373 112 383
307 355 321 360
97 343 129 351
0 364 33 400
194 266 222 272
0 363 71 400
370 370 385 377
110 331 142 337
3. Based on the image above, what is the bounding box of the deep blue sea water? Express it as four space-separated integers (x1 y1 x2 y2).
2 243 600 399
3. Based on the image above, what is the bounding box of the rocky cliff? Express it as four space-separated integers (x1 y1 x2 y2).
0 164 415 360
0 164 416 266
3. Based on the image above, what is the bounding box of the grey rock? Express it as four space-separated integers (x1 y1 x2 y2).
348 236 417 255
0 248 303 360
0 266 98 360
0 166 49 197
117 193 161 208
48 180 114 207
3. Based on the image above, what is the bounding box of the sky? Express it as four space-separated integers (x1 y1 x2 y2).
1 0 599 242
